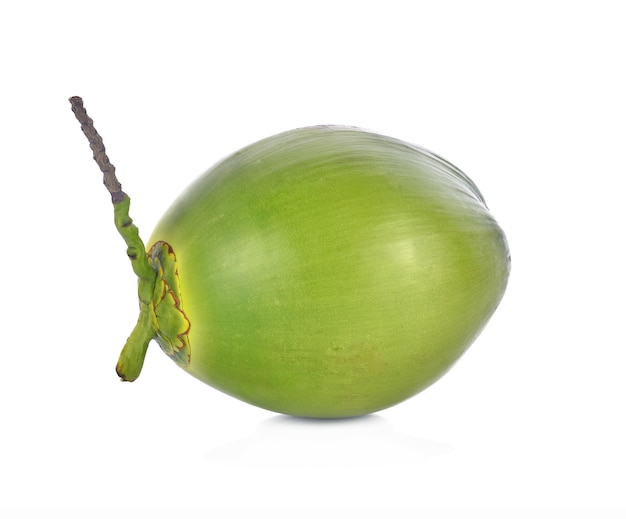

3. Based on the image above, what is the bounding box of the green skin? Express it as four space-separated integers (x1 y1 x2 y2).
117 126 510 418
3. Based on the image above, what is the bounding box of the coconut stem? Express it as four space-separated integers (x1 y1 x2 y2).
69 96 125 203
69 96 157 381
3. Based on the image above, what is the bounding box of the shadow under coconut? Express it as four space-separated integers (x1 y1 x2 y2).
206 413 453 468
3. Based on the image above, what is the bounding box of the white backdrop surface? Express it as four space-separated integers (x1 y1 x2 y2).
1 1 624 516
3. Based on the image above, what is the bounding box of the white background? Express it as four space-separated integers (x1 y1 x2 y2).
1 1 624 516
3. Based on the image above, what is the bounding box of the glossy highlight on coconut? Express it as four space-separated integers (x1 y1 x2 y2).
70 98 510 418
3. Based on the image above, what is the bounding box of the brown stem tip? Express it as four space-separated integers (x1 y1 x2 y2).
69 96 126 203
